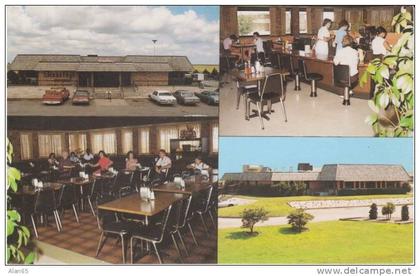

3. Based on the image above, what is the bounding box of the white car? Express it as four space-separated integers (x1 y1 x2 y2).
149 90 177 105
218 197 242 208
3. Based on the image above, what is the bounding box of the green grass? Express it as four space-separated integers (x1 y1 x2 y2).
193 64 219 73
218 221 413 264
219 194 412 217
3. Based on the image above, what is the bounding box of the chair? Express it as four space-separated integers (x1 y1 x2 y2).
87 178 104 216
196 185 216 236
130 205 173 264
298 59 323 97
95 195 140 264
168 196 193 261
236 79 258 111
57 184 80 223
246 73 287 130
333 64 358 106
31 188 62 238
280 55 301 90
111 170 134 198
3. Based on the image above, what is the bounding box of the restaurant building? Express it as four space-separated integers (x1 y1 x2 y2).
7 54 194 87
222 164 411 195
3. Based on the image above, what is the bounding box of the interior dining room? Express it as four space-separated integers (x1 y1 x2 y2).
219 5 413 136
7 116 218 264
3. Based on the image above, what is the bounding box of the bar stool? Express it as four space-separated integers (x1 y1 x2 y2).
280 55 300 90
333 64 357 106
298 59 323 97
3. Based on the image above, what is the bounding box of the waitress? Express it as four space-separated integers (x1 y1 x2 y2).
315 18 333 58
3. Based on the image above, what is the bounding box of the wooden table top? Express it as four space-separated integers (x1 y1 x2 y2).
153 180 211 195
235 67 289 82
97 192 188 217
13 183 63 196
92 172 116 179
57 177 93 186
232 43 256 49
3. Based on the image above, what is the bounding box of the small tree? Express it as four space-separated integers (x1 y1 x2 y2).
381 202 396 220
401 205 409 221
241 208 268 235
369 203 378 219
287 208 314 233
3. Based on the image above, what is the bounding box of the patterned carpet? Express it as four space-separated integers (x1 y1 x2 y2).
35 210 217 264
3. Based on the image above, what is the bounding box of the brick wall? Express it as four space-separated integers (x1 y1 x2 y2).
131 72 168 86
38 71 78 86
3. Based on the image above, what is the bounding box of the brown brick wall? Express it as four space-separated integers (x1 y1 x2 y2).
38 71 78 86
131 72 168 86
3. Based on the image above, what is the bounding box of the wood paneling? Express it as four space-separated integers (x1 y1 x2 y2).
131 72 168 86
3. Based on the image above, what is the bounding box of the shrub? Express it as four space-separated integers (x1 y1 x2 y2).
382 202 396 220
287 208 314 233
369 203 378 220
241 208 269 234
401 205 409 221
337 188 408 196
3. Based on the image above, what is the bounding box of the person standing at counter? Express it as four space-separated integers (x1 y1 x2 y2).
223 34 238 54
315 19 333 58
371 27 392 56
335 20 349 50
253 32 265 63
334 35 359 95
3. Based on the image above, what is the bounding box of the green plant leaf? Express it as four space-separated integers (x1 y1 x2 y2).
365 113 378 125
7 221 16 237
24 252 36 264
367 100 379 113
379 93 390 109
378 65 390 79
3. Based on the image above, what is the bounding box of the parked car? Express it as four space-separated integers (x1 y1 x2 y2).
72 90 90 105
42 87 70 105
218 197 242 208
149 90 177 105
173 90 200 105
195 90 219 105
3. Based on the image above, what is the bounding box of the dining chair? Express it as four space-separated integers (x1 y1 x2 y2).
130 205 173 264
31 188 62 238
111 170 134 198
236 79 258 111
246 73 287 130
298 59 323 97
195 185 215 236
57 184 80 223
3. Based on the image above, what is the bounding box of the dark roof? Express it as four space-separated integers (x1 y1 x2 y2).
223 164 411 183
8 54 193 72
318 164 411 182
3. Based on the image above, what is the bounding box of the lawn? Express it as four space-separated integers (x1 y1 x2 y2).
218 221 413 264
218 194 412 217
193 64 219 73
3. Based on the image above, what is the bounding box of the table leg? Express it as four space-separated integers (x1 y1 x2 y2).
80 186 84 212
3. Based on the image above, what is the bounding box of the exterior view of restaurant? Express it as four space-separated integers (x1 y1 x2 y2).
7 116 218 264
7 54 193 87
221 164 412 196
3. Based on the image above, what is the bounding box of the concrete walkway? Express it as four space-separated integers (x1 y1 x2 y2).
218 204 414 229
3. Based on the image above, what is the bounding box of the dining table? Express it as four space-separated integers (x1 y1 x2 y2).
232 43 256 63
57 177 94 210
152 179 211 195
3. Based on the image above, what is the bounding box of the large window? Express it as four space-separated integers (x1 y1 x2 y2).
211 123 219 153
299 10 308 33
68 133 87 153
91 131 116 155
20 133 33 160
121 129 133 154
38 133 64 157
138 128 150 154
237 8 270 36
323 10 335 22
285 9 291 34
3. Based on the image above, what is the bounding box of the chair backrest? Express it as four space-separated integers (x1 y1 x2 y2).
297 59 308 79
58 184 77 207
111 171 133 195
157 204 173 243
333 64 351 87
96 194 119 230
260 73 285 101
280 55 296 75
34 188 57 213
200 185 214 213
263 40 273 55
178 195 193 228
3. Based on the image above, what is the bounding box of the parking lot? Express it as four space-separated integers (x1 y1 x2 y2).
7 84 218 117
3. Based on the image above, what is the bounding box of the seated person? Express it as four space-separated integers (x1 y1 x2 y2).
334 35 359 86
69 151 80 163
223 34 238 54
371 26 392 57
253 32 265 64
88 150 113 174
83 148 94 163
154 149 172 181
186 156 211 176
59 151 75 178
48 153 59 170
125 151 140 171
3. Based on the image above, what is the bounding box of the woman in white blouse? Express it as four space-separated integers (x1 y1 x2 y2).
315 19 333 58
371 26 392 56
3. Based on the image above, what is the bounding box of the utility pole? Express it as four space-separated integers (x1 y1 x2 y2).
152 40 158 55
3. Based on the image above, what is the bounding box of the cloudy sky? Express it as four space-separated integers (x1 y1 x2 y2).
7 6 219 64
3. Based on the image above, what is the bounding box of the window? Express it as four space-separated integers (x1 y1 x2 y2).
121 129 133 154
299 10 308 33
285 9 291 34
138 128 150 154
323 10 335 22
91 131 116 155
38 133 64 158
20 133 33 160
211 123 219 153
237 8 270 36
158 126 179 152
68 133 87 153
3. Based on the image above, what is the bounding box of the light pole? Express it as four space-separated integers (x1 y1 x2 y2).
152 40 158 55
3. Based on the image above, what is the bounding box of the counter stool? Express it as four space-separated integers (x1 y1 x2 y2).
333 64 358 106
298 59 323 97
